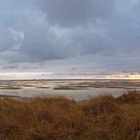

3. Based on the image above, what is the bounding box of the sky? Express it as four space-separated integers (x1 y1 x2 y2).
0 0 140 79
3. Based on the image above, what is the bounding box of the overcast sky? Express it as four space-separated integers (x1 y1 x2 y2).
0 0 140 79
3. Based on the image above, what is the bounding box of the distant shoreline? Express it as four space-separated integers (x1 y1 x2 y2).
0 79 140 81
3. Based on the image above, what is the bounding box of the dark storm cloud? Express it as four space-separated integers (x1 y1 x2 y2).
37 0 114 26
0 0 140 76
20 28 75 61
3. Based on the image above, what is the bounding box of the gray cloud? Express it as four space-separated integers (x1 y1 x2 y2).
0 0 140 77
0 28 16 51
37 0 115 26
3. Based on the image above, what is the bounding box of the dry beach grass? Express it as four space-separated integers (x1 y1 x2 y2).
0 91 139 140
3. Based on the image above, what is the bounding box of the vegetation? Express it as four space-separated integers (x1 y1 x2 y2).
0 91 140 140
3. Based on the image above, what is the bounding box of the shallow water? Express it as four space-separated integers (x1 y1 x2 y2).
0 79 139 101
0 87 127 101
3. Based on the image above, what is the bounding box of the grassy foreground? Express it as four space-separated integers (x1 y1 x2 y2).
0 91 140 140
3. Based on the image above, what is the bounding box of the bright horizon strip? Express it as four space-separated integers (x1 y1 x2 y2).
0 72 54 80
0 72 140 80
66 73 140 80
106 75 140 80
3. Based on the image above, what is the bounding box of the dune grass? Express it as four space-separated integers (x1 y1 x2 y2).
0 91 140 140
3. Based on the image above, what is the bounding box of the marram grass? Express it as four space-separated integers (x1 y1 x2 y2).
0 91 139 140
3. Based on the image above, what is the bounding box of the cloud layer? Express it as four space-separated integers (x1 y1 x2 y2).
0 0 140 78
37 0 114 26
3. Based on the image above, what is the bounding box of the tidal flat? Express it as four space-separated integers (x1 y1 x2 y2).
0 79 140 101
